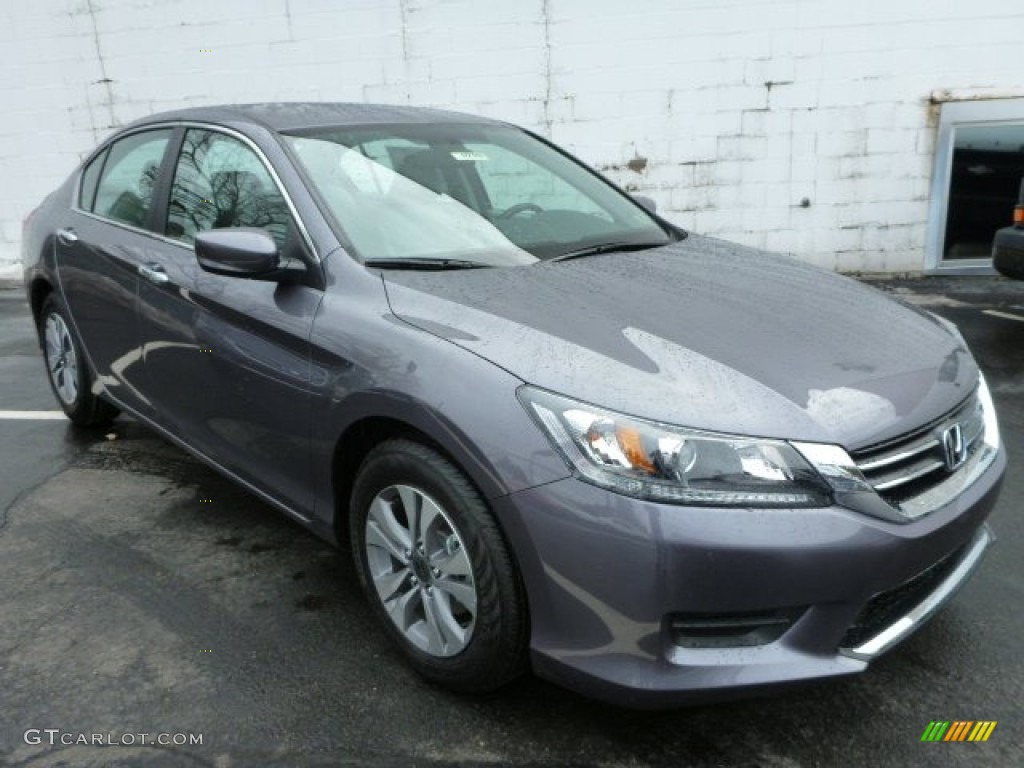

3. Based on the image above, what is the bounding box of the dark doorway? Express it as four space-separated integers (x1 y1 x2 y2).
943 124 1024 261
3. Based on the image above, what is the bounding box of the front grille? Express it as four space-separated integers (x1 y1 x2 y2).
851 394 984 508
840 544 966 649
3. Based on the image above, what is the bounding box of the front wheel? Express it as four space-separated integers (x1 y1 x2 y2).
349 439 527 692
39 295 119 427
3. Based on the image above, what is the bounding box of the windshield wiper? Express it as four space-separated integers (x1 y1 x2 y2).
548 241 667 263
363 258 492 271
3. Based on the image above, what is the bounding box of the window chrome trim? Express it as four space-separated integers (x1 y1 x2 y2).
70 120 319 262
841 524 993 660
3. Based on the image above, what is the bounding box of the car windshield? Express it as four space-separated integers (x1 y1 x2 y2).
283 123 672 266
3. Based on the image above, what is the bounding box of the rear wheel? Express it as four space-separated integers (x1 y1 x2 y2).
39 295 119 427
349 439 527 692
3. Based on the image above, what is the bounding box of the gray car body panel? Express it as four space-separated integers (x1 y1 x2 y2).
382 235 976 452
20 103 1005 707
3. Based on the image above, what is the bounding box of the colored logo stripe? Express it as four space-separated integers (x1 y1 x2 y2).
969 722 997 742
944 721 972 741
921 721 996 742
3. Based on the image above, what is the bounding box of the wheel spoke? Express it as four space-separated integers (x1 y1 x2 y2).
432 545 473 579
373 566 412 603
416 495 443 547
384 583 421 633
44 324 60 363
433 576 477 614
368 496 411 553
366 520 409 565
397 486 422 543
426 588 469 650
420 589 446 654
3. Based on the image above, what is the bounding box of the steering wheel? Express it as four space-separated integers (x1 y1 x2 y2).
498 202 544 219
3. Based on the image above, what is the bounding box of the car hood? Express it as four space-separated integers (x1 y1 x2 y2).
381 235 976 449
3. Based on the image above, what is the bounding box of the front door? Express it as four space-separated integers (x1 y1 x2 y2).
141 127 322 515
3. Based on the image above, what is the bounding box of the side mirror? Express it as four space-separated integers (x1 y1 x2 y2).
195 228 280 278
633 195 657 214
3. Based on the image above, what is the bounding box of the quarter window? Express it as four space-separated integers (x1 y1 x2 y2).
92 130 172 227
166 129 291 248
79 147 108 212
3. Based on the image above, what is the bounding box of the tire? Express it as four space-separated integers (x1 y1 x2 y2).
39 294 119 427
349 438 527 692
993 248 1024 280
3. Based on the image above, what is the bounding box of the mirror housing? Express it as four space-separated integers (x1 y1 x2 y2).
633 195 657 214
195 228 281 278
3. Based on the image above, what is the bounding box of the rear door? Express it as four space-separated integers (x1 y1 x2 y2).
142 127 322 515
56 128 175 413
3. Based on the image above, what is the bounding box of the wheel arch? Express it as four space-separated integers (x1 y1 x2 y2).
28 277 54 337
331 409 507 548
327 395 511 545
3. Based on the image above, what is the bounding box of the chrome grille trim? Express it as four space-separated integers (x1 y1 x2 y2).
850 393 985 514
856 435 937 473
872 458 945 491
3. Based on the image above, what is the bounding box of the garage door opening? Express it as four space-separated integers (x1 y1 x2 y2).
927 98 1024 273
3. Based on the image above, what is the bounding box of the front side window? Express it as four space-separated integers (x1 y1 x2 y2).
92 129 172 227
166 129 291 248
285 123 671 265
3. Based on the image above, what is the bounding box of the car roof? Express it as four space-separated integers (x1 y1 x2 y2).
124 102 504 134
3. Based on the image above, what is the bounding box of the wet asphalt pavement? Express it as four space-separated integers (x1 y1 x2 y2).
0 277 1022 767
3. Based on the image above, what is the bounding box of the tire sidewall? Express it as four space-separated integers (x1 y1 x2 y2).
349 440 524 689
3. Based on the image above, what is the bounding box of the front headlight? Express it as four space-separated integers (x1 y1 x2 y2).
977 372 1000 451
519 386 831 507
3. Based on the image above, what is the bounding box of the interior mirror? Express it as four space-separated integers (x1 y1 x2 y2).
195 228 280 278
633 195 657 214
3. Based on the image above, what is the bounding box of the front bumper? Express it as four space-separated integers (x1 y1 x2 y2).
493 444 1005 708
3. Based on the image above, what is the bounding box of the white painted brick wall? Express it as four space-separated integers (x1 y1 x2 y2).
2 0 1024 275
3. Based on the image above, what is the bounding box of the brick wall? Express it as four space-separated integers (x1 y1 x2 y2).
2 0 1022 274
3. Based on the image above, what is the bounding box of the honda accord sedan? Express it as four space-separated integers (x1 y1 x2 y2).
22 103 1005 707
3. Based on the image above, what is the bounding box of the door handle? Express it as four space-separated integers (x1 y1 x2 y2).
138 263 170 285
56 228 78 245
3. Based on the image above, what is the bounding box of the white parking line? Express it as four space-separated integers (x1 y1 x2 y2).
983 310 1024 323
0 410 67 420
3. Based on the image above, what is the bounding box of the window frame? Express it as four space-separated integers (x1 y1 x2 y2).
926 97 1024 275
71 121 320 269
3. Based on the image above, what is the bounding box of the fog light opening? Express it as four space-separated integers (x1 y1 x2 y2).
667 610 803 649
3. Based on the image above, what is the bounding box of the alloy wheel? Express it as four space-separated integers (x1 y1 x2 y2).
364 484 477 657
44 313 79 405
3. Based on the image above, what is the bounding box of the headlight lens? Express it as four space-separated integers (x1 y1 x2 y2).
978 372 1000 450
519 387 831 507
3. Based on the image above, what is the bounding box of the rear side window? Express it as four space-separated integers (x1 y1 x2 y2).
92 129 172 228
79 148 107 212
165 128 291 248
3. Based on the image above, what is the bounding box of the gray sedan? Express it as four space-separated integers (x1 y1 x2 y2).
21 103 1005 707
